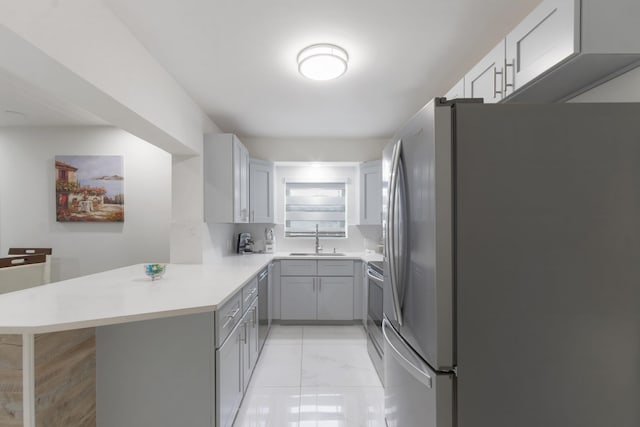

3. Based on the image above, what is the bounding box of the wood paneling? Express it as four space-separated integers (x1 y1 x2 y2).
0 334 23 427
34 329 96 427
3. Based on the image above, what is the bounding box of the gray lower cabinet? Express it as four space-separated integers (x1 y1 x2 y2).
317 276 354 320
216 320 243 427
216 275 262 427
97 275 266 427
241 298 259 390
281 275 354 321
281 276 316 320
280 260 355 321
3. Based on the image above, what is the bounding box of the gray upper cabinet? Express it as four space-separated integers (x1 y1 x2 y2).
359 160 382 225
504 0 577 98
504 0 640 102
464 41 506 104
444 77 465 100
249 159 275 223
456 0 640 103
204 134 250 224
234 139 250 223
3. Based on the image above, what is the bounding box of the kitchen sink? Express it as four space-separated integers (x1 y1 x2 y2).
289 252 347 256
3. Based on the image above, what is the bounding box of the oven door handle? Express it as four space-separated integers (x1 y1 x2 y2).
366 267 384 282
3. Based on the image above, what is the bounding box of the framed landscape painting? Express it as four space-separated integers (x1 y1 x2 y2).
55 155 124 222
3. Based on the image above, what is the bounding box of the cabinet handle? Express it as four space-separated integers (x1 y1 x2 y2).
252 307 257 326
223 307 240 328
319 278 322 292
504 59 515 93
222 316 235 329
493 66 503 98
238 332 243 393
312 278 316 292
243 322 248 344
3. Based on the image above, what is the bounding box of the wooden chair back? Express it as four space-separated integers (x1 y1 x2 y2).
0 248 52 294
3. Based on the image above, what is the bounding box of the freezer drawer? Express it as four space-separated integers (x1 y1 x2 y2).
383 318 453 427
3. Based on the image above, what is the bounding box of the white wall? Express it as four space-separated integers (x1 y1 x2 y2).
0 2 224 263
242 138 387 162
569 66 640 102
202 223 236 263
0 0 212 154
0 126 171 281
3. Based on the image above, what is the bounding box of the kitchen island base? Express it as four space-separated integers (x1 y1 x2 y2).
0 329 96 427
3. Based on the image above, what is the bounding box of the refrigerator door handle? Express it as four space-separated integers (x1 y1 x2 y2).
383 318 432 388
388 139 404 326
395 151 408 308
387 140 399 279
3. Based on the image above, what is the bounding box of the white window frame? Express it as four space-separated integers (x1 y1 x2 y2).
284 180 348 238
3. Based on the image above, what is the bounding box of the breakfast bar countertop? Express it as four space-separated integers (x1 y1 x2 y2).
0 252 382 334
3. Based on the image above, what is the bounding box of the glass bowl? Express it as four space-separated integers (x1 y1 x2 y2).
144 263 166 281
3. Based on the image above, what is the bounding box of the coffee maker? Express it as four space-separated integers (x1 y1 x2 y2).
237 232 254 254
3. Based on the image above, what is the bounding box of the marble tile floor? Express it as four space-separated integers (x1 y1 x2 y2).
233 325 385 427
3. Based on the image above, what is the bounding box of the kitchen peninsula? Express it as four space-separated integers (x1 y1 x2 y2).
0 252 380 427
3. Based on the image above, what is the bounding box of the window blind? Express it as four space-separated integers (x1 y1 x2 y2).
285 182 347 238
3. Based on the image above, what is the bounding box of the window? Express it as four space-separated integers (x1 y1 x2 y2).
285 182 347 238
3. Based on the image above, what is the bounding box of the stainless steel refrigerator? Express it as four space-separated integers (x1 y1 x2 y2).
382 98 640 427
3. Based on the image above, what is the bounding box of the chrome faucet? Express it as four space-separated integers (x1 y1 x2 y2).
315 224 322 254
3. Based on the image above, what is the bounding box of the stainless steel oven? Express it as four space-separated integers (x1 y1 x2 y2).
366 260 385 384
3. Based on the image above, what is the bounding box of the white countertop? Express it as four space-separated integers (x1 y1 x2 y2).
0 252 382 334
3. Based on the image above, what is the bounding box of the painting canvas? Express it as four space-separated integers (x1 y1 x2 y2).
55 155 124 222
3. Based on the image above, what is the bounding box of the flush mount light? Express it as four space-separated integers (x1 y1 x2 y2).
297 44 349 81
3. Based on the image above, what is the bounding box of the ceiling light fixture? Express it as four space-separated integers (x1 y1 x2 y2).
297 44 349 81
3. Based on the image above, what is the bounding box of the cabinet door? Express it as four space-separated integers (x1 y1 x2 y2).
444 77 465 100
505 0 578 97
249 159 275 223
465 40 506 103
249 304 259 372
241 313 251 391
216 322 243 427
280 276 316 320
267 263 273 327
359 160 382 225
240 146 249 221
241 302 260 391
317 276 354 321
233 139 249 223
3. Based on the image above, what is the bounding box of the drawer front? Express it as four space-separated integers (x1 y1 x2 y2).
216 291 242 347
242 276 259 310
281 260 317 276
318 260 354 276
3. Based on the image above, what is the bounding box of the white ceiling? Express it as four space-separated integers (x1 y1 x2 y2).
0 70 106 127
103 0 541 139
